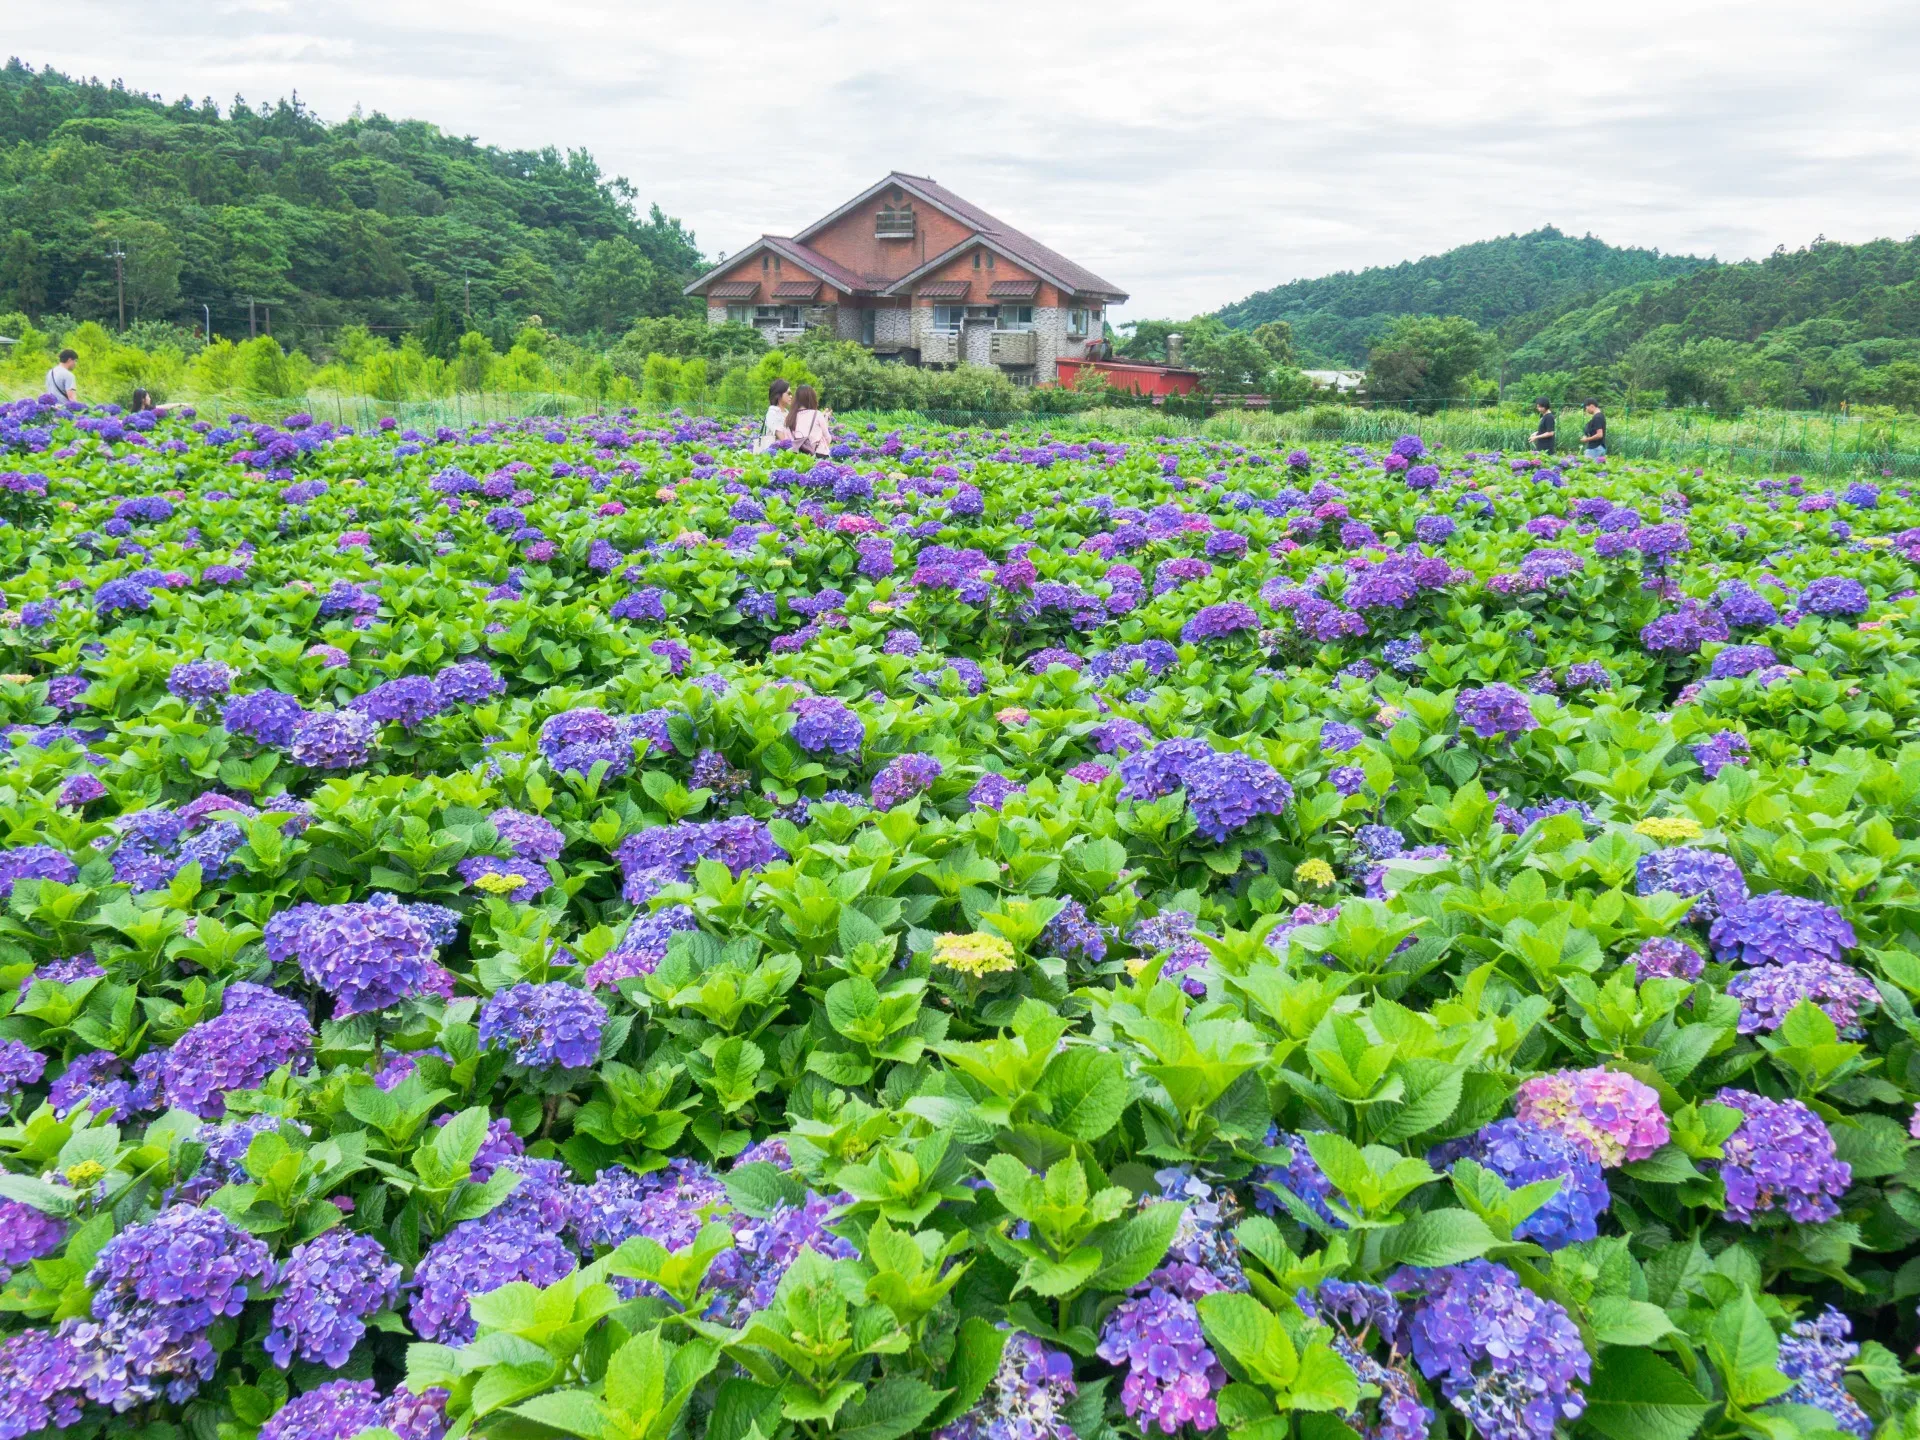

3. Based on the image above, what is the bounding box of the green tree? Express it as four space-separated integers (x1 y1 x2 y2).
1251 320 1294 368
1365 315 1487 407
0 230 45 318
418 291 458 361
573 238 659 335
453 330 494 391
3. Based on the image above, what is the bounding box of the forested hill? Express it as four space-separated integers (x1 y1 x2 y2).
1216 228 1711 367
0 59 705 347
1506 235 1920 374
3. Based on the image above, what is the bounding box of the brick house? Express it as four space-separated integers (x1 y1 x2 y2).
683 173 1128 385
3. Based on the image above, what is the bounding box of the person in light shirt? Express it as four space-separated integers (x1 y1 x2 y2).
754 378 791 451
44 348 78 404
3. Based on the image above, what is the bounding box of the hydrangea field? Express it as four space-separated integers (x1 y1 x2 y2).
0 394 1919 1440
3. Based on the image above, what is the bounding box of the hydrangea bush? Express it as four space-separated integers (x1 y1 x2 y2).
0 400 1912 1440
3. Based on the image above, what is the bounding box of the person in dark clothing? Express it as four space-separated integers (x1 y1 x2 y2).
1581 400 1607 458
1530 399 1556 452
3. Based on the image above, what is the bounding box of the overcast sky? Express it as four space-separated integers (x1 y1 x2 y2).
13 0 1920 319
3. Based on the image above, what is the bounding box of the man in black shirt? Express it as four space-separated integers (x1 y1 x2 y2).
1529 398 1555 452
1581 399 1607 458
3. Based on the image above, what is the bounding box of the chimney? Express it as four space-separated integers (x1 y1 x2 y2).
1165 333 1183 367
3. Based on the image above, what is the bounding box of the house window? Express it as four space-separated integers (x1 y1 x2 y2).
761 255 769 272
986 252 995 271
972 252 982 270
861 308 877 345
1067 308 1089 338
755 305 803 328
725 304 752 325
965 306 997 323
932 305 964 333
998 305 1035 331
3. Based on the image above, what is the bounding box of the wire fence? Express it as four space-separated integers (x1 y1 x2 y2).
9 384 1915 479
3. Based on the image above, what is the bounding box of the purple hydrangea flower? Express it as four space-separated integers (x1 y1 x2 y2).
1513 1067 1668 1167
1726 960 1878 1035
790 696 863 756
1389 1260 1588 1440
1634 846 1748 922
1715 1088 1850 1224
477 983 607 1070
585 906 699 989
1800 576 1869 616
1640 601 1729 655
0 846 78 897
1455 684 1537 740
538 708 633 779
1431 1119 1609 1251
1692 730 1751 778
352 676 446 730
166 661 233 706
1708 891 1855 967
1772 1308 1871 1438
137 985 312 1119
265 1230 402 1369
934 1331 1078 1440
409 1217 576 1343
289 710 380 770
615 818 783 903
870 753 942 809
1631 936 1705 983
265 895 453 1018
436 661 505 704
222 690 306 747
81 1204 274 1404
1180 602 1259 643
1096 1286 1227 1435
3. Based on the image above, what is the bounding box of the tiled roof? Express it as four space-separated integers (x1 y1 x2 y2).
684 235 872 297
915 280 972 299
707 280 757 299
874 173 1128 301
760 236 868 294
772 279 823 299
987 279 1040 299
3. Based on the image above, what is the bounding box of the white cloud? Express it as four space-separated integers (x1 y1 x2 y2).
14 0 1920 317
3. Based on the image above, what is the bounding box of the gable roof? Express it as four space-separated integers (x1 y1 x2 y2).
796 172 1129 302
683 235 872 298
687 174 1130 303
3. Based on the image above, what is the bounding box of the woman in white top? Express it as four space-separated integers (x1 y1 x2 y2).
785 383 831 457
754 378 791 452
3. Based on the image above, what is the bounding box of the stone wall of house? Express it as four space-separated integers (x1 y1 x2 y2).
963 323 994 366
706 305 729 327
1032 306 1065 384
875 307 913 349
835 306 863 340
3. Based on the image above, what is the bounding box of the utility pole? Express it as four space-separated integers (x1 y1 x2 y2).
463 274 471 326
249 297 256 339
264 305 271 337
109 244 127 331
202 304 212 341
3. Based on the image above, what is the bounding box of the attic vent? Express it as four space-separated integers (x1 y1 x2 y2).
875 205 915 239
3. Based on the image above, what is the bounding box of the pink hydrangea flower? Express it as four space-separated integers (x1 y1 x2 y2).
1514 1066 1668 1168
597 501 627 517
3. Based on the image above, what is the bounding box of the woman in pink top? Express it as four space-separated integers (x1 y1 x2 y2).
785 383 832 456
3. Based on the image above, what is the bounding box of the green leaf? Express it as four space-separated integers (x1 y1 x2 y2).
1587 1296 1677 1348
834 1377 944 1440
1378 1209 1495 1268
930 1319 1009 1427
508 1391 614 1439
1088 1200 1185 1292
1036 1048 1128 1142
1581 1349 1711 1440
1706 1292 1790 1407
